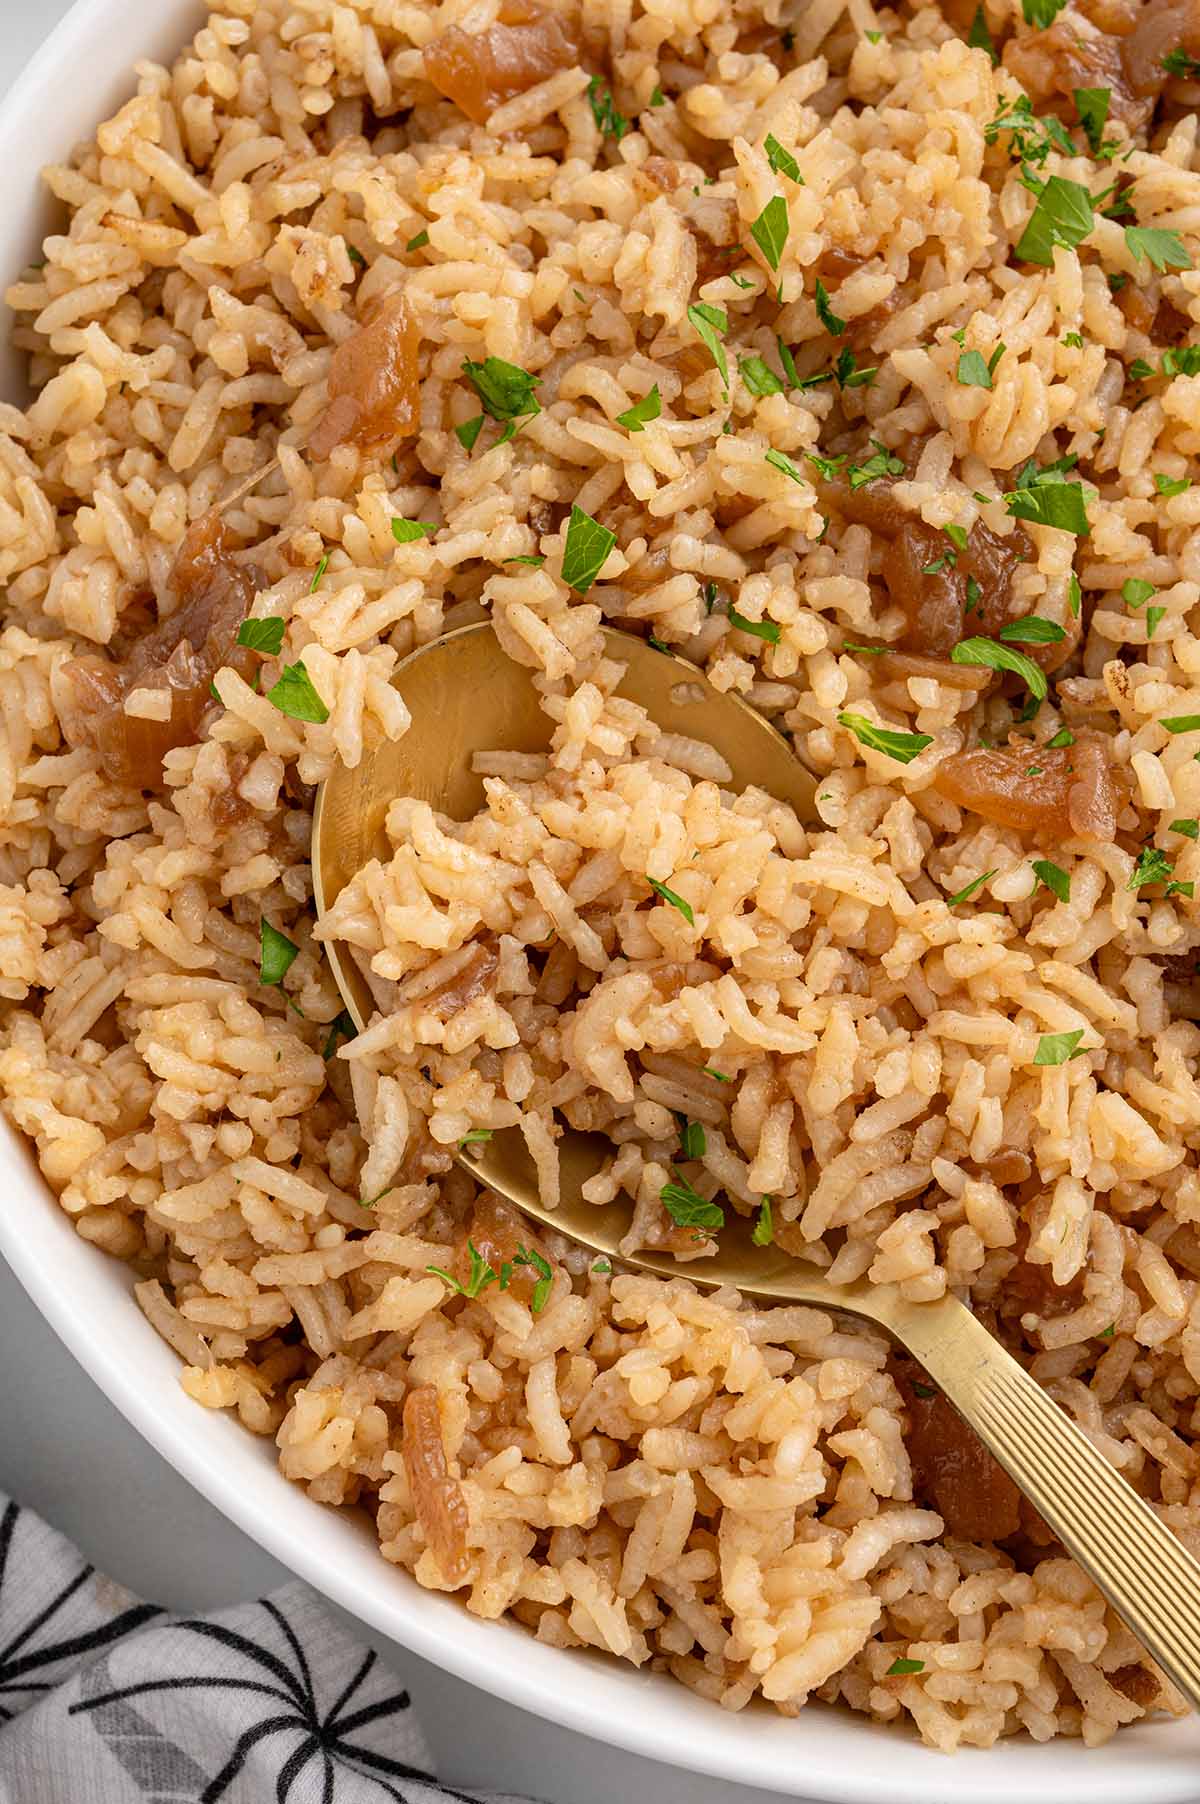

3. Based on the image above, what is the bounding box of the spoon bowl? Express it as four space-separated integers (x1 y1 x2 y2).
313 621 1200 1717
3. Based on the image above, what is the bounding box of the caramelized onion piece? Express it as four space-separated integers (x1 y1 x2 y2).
454 1191 543 1302
426 943 499 1018
830 478 1072 671
894 1359 1021 1542
309 289 421 461
1006 0 1200 129
401 1386 470 1583
59 511 255 788
423 3 580 125
934 734 1120 842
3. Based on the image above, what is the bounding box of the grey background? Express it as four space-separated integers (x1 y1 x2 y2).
0 6 804 1798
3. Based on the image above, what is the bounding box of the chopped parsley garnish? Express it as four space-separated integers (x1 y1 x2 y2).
561 504 615 593
1033 859 1071 903
1062 330 1085 350
514 1244 553 1313
1147 605 1166 637
592 1257 613 1274
405 229 429 252
1162 48 1200 76
661 1173 724 1231
1015 175 1094 267
986 95 1074 169
679 1118 707 1160
266 660 329 724
946 869 997 907
886 1657 926 1677
967 5 996 57
956 345 1005 388
739 355 784 397
1173 818 1200 839
764 447 809 485
427 1241 498 1299
462 355 541 424
459 1128 493 1148
998 616 1065 644
260 919 300 988
309 556 329 594
1068 572 1082 617
1034 1028 1086 1065
1073 86 1110 155
455 415 485 451
946 525 969 551
322 1009 355 1058
1129 847 1174 890
837 712 933 764
1154 472 1191 496
1125 226 1193 272
587 77 629 141
647 877 694 924
728 605 781 644
965 575 982 614
764 134 804 183
687 301 729 391
1163 346 1200 377
815 278 846 336
750 196 789 271
776 337 800 386
1123 577 1155 607
391 518 436 543
616 385 662 431
751 1197 774 1246
1005 464 1090 536
834 346 877 389
1046 726 1074 748
649 84 665 106
1163 715 1200 733
503 554 546 567
1168 880 1196 898
951 635 1047 699
237 616 286 655
847 441 904 489
1128 357 1156 381
703 1067 730 1082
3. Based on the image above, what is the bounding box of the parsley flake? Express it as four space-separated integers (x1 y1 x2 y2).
260 919 299 988
750 196 790 271
886 1657 926 1677
616 385 662 431
751 1197 774 1246
687 301 729 391
728 605 781 644
1034 1028 1086 1065
946 869 997 907
561 505 616 593
1033 859 1071 903
837 712 933 764
1125 226 1193 272
237 616 286 656
1129 847 1174 890
1015 175 1094 266
1074 86 1110 155
391 518 436 543
1154 472 1191 496
661 1173 724 1231
739 355 784 397
951 635 1048 699
815 278 846 336
587 77 629 141
648 877 694 924
266 660 329 724
462 355 540 422
764 134 804 183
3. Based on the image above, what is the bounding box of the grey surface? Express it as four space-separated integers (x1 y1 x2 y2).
0 8 808 1800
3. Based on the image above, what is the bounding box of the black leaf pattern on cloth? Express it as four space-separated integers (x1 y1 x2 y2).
0 1498 162 1724
0 1492 531 1804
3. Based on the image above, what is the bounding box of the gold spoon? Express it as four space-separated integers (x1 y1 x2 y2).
314 620 1200 1713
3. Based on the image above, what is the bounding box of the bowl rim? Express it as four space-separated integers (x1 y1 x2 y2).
3 4 1200 1799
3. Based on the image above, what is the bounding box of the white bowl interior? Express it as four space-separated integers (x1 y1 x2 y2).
2 5 1200 1798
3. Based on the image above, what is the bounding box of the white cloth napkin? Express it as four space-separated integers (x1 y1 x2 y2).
0 1490 535 1803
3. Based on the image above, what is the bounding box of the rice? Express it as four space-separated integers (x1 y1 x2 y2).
1 0 1199 1754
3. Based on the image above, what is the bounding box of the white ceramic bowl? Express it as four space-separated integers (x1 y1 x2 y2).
2 6 1199 1798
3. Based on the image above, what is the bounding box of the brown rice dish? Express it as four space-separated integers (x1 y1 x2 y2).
6 0 1200 1754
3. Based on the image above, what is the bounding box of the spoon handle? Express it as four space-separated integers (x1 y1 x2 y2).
892 1291 1200 1713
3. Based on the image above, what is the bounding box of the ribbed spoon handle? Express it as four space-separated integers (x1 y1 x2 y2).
894 1293 1200 1712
